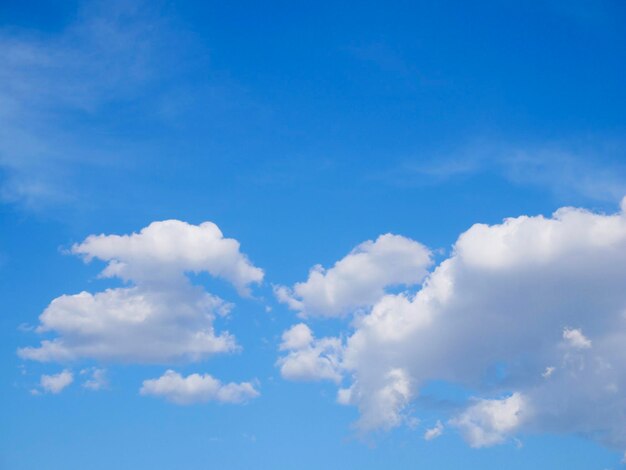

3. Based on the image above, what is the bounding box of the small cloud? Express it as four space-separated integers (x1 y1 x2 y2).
542 366 556 378
563 328 592 349
140 370 259 405
81 368 108 391
40 369 73 394
405 416 420 430
277 323 343 383
424 420 444 441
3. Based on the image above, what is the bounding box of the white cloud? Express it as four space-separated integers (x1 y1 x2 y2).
18 220 262 363
280 323 314 350
563 327 592 349
19 285 236 363
451 393 526 448
280 199 626 451
541 366 555 378
140 370 259 405
81 368 108 391
72 219 263 294
40 369 73 394
424 420 444 441
275 234 432 318
337 368 414 431
277 323 343 383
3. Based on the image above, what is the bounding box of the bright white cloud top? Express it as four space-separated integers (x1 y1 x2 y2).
71 220 263 294
19 220 263 363
450 393 525 448
18 221 261 404
275 233 432 317
277 323 343 383
278 199 626 452
140 370 259 405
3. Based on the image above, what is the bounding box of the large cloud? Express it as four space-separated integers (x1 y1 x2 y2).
278 199 626 452
275 234 432 318
19 220 263 363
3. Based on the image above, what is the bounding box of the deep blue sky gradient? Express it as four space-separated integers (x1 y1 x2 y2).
1 1 626 468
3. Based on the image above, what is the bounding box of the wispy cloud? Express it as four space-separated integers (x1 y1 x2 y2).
0 1 184 209
382 138 626 203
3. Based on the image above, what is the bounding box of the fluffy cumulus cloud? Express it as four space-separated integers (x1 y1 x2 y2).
450 394 525 448
18 220 263 364
71 220 263 294
40 369 73 394
338 367 414 431
140 370 259 405
277 323 343 383
279 199 626 452
275 234 432 318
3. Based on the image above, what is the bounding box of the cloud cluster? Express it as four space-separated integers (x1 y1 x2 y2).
275 234 431 318
278 199 626 451
19 220 261 405
17 199 626 453
19 220 262 363
140 370 259 405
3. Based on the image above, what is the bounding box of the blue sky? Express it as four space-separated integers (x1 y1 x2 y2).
2 1 626 468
